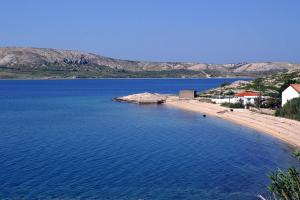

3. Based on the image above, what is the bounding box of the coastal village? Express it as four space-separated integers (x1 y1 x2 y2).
3 0 300 199
116 70 300 148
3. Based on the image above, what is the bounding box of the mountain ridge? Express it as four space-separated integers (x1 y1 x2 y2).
0 47 299 79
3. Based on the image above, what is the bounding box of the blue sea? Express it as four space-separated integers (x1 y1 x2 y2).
0 79 298 200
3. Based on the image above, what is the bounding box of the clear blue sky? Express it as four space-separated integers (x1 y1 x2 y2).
1 0 299 63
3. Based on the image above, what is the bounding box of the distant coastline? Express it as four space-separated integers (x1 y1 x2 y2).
0 76 255 81
1 47 300 80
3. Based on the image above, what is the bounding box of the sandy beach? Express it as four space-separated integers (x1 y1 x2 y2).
166 98 300 148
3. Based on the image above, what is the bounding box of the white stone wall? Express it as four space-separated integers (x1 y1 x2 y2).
282 86 300 106
211 97 240 104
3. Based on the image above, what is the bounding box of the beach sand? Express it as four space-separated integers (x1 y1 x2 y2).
165 98 300 148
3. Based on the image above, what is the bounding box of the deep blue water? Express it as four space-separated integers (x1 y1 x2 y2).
0 78 298 200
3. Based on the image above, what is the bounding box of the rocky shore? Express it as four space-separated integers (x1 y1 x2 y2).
114 92 171 104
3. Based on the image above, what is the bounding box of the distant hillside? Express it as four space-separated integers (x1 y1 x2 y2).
199 70 300 98
0 47 299 79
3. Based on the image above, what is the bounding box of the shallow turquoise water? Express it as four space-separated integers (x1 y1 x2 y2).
0 79 298 200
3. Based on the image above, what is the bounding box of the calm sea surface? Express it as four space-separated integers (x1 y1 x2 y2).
0 79 298 200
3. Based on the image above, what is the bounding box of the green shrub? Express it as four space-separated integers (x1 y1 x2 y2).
224 90 235 96
221 102 244 108
265 151 300 200
262 98 281 109
268 167 300 200
275 98 300 121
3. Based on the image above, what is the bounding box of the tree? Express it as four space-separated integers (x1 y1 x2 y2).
268 167 300 200
275 98 300 121
225 90 235 96
259 151 300 200
264 98 281 109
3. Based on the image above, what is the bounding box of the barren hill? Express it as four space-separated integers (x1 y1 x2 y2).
0 47 299 79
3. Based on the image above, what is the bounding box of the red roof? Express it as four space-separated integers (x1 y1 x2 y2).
235 91 261 97
290 84 300 93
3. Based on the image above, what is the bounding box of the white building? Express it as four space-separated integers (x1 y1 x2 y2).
211 91 264 107
211 97 240 104
235 91 261 106
282 84 300 106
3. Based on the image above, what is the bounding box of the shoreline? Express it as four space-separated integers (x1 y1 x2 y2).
165 99 300 148
0 77 254 81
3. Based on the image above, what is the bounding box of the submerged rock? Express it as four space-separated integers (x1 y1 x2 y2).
114 92 168 104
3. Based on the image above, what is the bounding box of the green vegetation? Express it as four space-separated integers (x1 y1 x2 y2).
275 98 300 121
221 102 244 108
199 70 300 109
240 71 300 98
241 78 277 98
224 90 235 96
265 151 300 200
268 167 300 200
262 98 281 109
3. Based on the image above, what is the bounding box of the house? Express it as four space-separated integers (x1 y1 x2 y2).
282 84 300 106
179 90 196 99
235 91 261 106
